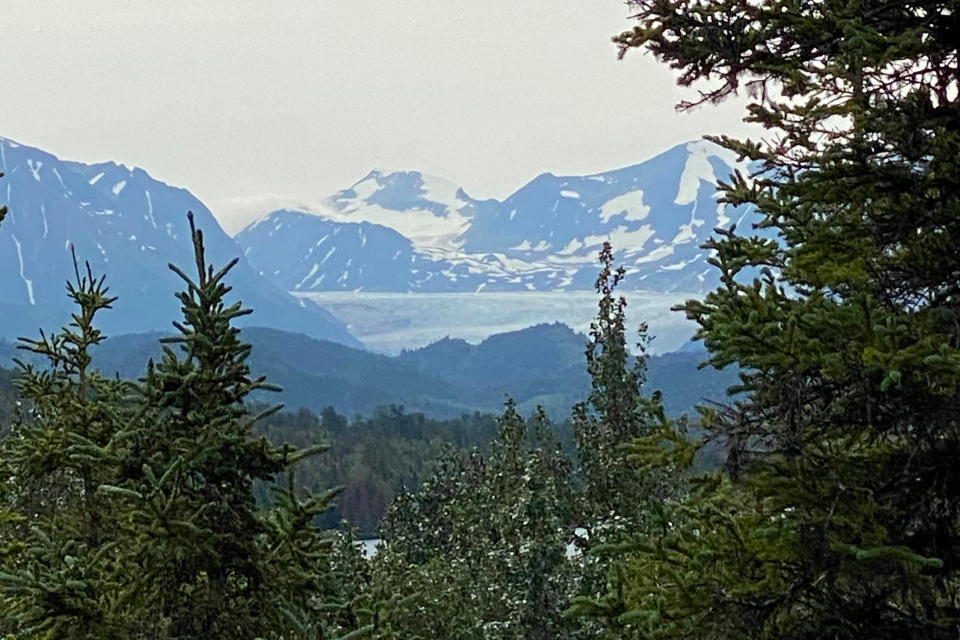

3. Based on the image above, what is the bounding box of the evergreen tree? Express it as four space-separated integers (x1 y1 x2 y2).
108 212 341 639
0 213 349 639
566 243 681 637
0 253 131 639
583 1 960 637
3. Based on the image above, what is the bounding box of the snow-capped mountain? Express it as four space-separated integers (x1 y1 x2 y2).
234 141 760 294
0 136 360 347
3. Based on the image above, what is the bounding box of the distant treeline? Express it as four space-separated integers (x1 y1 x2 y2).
253 405 503 535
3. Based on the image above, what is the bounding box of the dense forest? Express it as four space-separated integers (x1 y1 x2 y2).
2 0 960 638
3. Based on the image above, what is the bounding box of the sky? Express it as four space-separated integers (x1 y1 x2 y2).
3 1 757 233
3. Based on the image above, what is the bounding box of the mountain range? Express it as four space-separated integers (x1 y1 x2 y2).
1 135 760 353
0 136 359 347
234 140 761 295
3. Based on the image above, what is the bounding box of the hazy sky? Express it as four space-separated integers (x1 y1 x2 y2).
4 1 756 230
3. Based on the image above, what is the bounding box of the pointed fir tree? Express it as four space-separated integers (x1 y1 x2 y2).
104 212 343 639
0 212 351 639
0 251 132 639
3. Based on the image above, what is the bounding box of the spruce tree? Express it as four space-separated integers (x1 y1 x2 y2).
0 253 131 639
0 212 349 639
108 212 341 639
587 1 960 637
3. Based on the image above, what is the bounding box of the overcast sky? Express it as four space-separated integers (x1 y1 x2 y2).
4 1 756 230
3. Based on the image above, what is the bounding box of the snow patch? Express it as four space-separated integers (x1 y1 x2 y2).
295 263 320 290
89 172 105 186
350 177 381 201
112 180 126 195
661 259 693 271
51 168 70 195
26 159 42 181
328 201 469 252
635 244 675 264
11 234 35 305
583 225 654 252
599 190 650 223
558 238 583 255
420 173 465 208
560 190 580 199
672 201 705 245
145 190 157 229
675 143 716 205
675 140 750 206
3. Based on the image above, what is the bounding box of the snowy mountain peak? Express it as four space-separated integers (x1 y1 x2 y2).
236 140 764 296
325 169 478 252
339 169 472 213
674 140 751 206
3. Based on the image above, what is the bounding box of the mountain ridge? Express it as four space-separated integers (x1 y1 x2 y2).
0 136 361 348
0 322 737 420
234 140 762 295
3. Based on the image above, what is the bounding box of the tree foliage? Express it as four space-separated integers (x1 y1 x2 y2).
0 215 347 639
587 1 960 638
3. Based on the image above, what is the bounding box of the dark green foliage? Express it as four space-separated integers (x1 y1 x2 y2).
350 245 672 639
0 252 132 639
254 405 500 535
0 214 348 639
0 367 18 437
586 1 960 638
